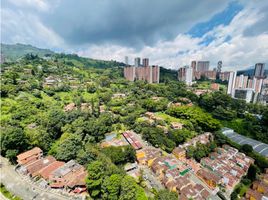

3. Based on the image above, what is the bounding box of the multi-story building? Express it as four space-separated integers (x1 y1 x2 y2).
124 66 136 81
124 58 160 83
227 71 267 103
234 89 255 103
191 60 216 80
134 57 141 67
124 56 129 65
234 74 248 89
17 147 43 165
178 65 193 86
142 58 149 67
227 71 237 95
258 78 268 105
196 61 210 72
191 61 197 72
254 63 265 78
219 71 230 81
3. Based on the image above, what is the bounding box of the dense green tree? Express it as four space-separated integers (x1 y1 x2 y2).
168 129 195 145
241 144 253 154
119 176 138 200
142 98 168 112
140 126 175 152
76 143 99 165
154 189 178 200
87 83 97 93
1 127 29 157
101 174 122 200
247 164 258 181
41 109 66 139
167 106 220 132
50 133 82 161
102 146 136 165
186 146 195 159
5 149 19 164
86 161 105 198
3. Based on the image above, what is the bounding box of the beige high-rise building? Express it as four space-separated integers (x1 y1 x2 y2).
254 63 265 78
124 64 159 83
197 61 209 72
124 66 135 81
219 72 230 81
142 58 149 67
234 75 248 88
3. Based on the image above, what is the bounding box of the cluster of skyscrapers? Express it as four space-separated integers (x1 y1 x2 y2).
123 56 267 105
123 57 160 83
227 63 267 104
178 61 217 86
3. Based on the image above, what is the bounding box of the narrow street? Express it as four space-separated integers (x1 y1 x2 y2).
0 156 75 200
140 166 164 191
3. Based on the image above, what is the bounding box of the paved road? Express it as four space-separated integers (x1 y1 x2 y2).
141 166 164 191
0 156 75 200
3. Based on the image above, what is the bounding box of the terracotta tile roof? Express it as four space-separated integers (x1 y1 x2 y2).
201 189 210 199
246 189 263 200
197 169 221 183
67 170 88 188
50 183 64 188
38 161 65 180
26 156 56 176
17 147 42 161
172 147 185 155
52 160 82 177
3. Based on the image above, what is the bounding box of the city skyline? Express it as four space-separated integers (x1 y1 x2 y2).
1 0 268 70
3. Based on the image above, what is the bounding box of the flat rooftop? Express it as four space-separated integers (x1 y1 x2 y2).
222 128 268 158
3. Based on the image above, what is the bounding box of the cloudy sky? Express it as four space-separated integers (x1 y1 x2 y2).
1 0 268 70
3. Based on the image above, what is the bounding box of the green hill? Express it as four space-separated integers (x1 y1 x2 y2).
1 43 54 61
1 43 125 68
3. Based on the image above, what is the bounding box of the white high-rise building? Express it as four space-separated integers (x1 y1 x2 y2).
227 71 237 95
178 65 193 86
185 66 193 86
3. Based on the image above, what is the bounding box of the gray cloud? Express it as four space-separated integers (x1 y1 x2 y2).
36 0 230 48
243 4 268 37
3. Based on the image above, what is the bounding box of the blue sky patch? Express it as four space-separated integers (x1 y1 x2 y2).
198 35 216 46
187 1 243 38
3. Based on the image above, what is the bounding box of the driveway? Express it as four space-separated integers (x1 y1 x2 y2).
0 156 78 200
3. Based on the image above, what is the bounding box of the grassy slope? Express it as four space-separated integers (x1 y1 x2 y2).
1 43 54 61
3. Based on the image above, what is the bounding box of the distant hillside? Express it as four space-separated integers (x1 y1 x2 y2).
238 66 268 77
160 67 178 82
1 43 55 61
1 43 125 68
54 53 125 69
237 68 255 76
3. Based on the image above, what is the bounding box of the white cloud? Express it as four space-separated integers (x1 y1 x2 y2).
1 8 64 48
77 1 268 71
1 0 267 71
7 0 53 12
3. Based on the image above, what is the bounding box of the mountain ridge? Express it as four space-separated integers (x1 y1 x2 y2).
1 43 55 61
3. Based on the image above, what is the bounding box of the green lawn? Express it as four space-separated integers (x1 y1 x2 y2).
0 183 22 200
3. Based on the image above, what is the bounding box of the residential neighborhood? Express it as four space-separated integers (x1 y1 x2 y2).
1 1 268 199
16 148 88 197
